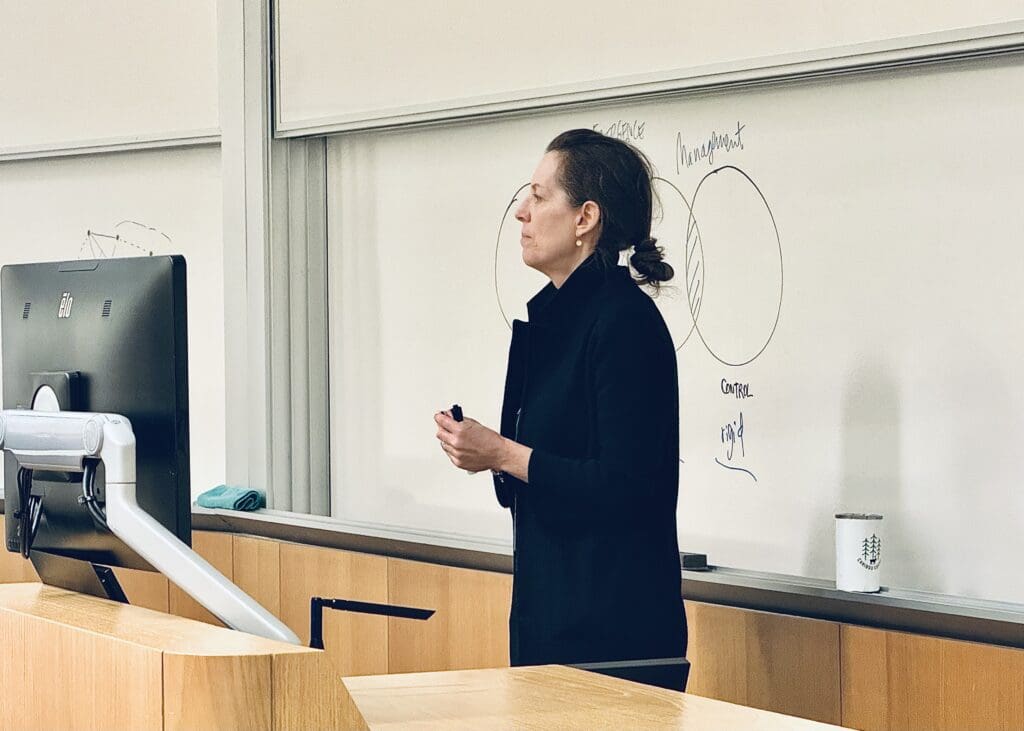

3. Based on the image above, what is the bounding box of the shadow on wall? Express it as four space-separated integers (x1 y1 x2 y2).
933 338 1018 602
333 136 384 520
802 358 940 592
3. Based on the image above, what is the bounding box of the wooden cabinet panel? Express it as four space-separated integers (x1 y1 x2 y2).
886 631 943 731
169 531 234 626
0 548 39 584
842 625 1024 731
113 566 170 612
278 543 389 676
387 558 511 673
233 534 282 617
939 638 1024 730
685 601 841 726
839 624 889 731
686 600 748 704
745 609 841 723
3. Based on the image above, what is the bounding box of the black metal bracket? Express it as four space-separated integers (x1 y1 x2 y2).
567 656 691 691
309 597 434 650
28 551 128 604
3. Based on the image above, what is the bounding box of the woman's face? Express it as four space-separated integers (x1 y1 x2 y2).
515 152 587 279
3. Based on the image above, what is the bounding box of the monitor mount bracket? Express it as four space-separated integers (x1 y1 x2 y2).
0 409 300 645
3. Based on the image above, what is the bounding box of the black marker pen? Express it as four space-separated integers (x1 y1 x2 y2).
451 404 463 422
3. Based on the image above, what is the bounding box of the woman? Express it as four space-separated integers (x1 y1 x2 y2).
434 128 687 691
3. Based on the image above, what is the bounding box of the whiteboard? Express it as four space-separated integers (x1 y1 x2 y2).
0 147 225 499
277 0 1023 134
0 0 218 153
327 52 1024 603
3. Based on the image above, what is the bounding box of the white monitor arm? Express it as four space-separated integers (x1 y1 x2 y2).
0 409 300 645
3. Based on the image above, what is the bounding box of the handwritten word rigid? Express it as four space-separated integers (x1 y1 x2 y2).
720 411 745 461
675 122 746 173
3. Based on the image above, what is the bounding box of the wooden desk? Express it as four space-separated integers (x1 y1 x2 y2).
343 664 853 730
0 582 852 730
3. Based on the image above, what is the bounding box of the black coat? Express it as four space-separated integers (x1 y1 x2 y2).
494 254 687 683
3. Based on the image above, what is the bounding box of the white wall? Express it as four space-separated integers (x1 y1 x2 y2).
276 0 1024 132
0 0 219 154
0 0 226 499
0 147 226 496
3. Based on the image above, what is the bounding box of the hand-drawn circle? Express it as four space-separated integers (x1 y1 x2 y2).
685 165 783 367
494 179 705 352
494 183 531 330
651 176 704 352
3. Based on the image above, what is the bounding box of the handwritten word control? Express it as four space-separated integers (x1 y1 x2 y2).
721 379 753 399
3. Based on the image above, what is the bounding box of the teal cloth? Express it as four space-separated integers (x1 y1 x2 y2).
196 485 266 511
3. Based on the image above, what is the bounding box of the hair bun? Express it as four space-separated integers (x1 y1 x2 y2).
630 237 674 285
634 237 658 253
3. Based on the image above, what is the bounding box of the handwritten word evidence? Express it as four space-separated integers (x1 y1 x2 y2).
592 119 646 142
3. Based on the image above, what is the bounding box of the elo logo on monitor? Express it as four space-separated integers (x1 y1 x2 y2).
57 292 74 319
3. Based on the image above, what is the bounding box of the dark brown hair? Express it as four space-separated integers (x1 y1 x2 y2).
546 129 673 289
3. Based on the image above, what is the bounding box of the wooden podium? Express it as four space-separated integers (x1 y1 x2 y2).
0 583 849 730
0 583 363 730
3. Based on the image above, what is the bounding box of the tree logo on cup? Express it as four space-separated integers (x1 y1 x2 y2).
857 535 882 570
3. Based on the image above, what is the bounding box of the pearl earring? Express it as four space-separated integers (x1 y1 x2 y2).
575 239 583 247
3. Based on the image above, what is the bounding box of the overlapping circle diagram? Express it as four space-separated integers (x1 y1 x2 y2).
494 165 783 367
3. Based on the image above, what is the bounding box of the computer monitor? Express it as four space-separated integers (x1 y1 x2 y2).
1 256 190 592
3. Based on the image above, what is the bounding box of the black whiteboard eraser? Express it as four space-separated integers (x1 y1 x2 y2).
680 552 709 571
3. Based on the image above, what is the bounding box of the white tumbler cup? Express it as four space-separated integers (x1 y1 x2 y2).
835 513 883 592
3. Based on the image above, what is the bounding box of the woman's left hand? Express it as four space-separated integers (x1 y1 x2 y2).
434 411 507 473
